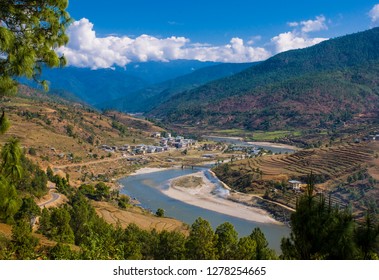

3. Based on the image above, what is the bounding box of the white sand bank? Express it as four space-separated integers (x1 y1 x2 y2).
163 171 280 224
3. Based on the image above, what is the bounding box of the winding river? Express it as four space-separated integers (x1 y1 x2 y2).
119 167 290 252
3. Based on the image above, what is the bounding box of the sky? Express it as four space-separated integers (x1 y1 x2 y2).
59 0 379 69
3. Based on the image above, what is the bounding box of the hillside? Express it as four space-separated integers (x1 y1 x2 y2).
150 27 379 131
100 62 256 112
21 60 218 106
213 141 379 220
1 85 163 184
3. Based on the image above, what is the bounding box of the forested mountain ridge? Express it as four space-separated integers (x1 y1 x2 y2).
150 27 379 130
99 62 256 112
20 60 219 106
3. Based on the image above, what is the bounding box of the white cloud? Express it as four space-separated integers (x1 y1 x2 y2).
272 15 329 53
58 18 271 69
369 4 379 24
300 15 328 33
288 22 299 27
271 32 328 53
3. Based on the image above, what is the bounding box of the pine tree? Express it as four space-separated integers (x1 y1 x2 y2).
185 217 217 259
0 0 71 133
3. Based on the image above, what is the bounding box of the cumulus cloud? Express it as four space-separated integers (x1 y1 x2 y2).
58 18 271 69
271 32 327 53
369 4 379 24
299 15 328 33
272 15 329 53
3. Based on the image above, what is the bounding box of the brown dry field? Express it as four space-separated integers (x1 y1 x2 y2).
234 141 378 190
92 201 189 234
1 93 196 235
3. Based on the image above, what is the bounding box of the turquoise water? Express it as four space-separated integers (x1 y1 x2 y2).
119 167 290 252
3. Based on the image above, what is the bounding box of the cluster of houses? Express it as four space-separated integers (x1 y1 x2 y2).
360 133 379 142
158 135 197 149
99 133 197 155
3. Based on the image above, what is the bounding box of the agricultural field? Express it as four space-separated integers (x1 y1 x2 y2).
214 141 379 220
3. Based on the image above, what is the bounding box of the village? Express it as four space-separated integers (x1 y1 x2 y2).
99 132 198 156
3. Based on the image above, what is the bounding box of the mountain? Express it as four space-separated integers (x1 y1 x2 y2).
21 60 218 106
99 62 256 112
150 28 379 131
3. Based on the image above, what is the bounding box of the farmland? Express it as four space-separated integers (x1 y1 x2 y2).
214 141 379 220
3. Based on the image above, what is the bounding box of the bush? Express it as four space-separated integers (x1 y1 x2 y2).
156 208 165 217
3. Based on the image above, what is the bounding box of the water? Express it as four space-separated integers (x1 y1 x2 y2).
203 136 296 154
119 167 290 252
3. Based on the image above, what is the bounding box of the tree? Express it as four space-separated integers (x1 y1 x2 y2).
185 217 217 259
1 138 23 181
156 208 165 217
0 177 21 223
215 222 238 260
0 0 71 96
11 219 38 259
156 230 186 260
354 213 379 260
50 207 75 244
15 197 41 225
281 173 357 260
95 182 110 201
0 1 71 134
250 228 276 260
235 236 257 260
49 242 76 260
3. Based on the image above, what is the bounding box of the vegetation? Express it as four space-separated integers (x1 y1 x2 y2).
102 62 256 113
151 28 379 131
281 173 379 259
0 0 71 133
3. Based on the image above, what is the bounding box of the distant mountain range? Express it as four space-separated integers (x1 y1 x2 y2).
149 27 379 130
21 60 219 106
99 62 256 112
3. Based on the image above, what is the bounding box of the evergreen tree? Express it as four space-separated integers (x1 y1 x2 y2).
1 138 23 181
11 219 38 259
156 230 186 260
49 243 77 260
0 0 71 96
0 1 71 133
281 173 357 259
50 207 75 244
15 197 41 225
235 236 257 260
250 228 277 260
354 213 379 260
215 222 238 260
185 217 217 259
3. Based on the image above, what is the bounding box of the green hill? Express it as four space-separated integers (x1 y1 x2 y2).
99 62 256 112
150 28 379 131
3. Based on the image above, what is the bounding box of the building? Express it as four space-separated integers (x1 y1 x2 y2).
288 180 302 191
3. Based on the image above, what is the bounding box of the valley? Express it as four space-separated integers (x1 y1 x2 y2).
1 9 379 260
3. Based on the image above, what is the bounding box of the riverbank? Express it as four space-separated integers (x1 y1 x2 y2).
164 170 281 225
247 141 300 150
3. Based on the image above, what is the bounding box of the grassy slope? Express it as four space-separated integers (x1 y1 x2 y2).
0 86 189 240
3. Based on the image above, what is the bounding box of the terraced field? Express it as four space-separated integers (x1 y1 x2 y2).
215 141 379 217
240 142 375 186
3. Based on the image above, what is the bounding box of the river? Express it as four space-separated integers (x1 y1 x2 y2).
203 135 297 154
119 167 290 252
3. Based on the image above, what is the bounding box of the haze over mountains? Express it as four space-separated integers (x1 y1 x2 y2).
22 60 219 105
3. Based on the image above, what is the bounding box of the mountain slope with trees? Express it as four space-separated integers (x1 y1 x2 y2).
21 60 219 106
150 27 379 131
99 62 256 112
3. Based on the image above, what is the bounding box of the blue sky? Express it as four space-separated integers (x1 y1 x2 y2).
60 0 379 69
